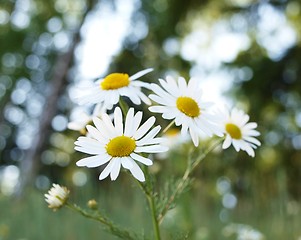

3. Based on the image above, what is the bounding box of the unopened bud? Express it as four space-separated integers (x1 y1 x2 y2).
87 199 98 210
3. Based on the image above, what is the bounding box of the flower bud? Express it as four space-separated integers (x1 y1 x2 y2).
87 199 98 210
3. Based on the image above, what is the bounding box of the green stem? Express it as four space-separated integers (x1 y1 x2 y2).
163 119 175 133
119 97 160 238
134 170 161 240
119 98 129 116
135 178 149 195
157 138 223 224
66 202 136 240
66 202 104 223
147 194 161 240
190 138 223 172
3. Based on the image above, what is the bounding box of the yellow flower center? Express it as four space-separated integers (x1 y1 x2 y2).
225 123 242 139
106 136 136 157
176 96 200 117
100 73 130 90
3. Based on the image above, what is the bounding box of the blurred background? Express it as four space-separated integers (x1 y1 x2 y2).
0 0 301 239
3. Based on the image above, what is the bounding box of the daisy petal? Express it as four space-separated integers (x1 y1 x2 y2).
247 148 255 157
97 114 116 136
99 160 115 180
178 76 187 90
131 80 151 89
132 111 144 134
148 106 167 113
133 116 156 140
181 124 188 136
136 90 151 105
92 117 115 139
247 130 260 137
114 107 123 135
150 83 174 100
130 153 153 166
232 140 241 152
162 110 178 120
76 155 111 168
122 87 141 105
92 103 103 116
166 76 180 93
189 127 199 147
68 122 85 131
75 146 104 155
86 125 107 142
110 158 121 181
75 136 102 148
244 122 257 130
159 78 179 97
243 144 255 157
124 108 135 136
128 161 145 182
135 145 168 153
121 157 134 169
244 136 261 146
130 68 153 80
222 135 232 149
136 126 161 145
149 94 174 106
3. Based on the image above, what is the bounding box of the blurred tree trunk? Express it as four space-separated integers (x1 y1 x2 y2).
16 0 97 197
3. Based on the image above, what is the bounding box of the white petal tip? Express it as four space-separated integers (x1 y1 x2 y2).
144 161 153 166
98 175 106 181
76 162 82 167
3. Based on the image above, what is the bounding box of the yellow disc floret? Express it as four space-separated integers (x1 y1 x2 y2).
176 96 200 117
225 123 242 139
106 136 136 157
101 73 130 90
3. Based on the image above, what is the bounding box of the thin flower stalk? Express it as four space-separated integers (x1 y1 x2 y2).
66 202 138 240
157 139 223 224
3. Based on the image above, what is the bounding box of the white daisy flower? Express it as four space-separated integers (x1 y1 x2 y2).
68 103 108 135
74 107 168 182
223 224 264 240
220 108 261 157
78 68 153 109
237 228 264 240
45 183 69 211
148 76 223 147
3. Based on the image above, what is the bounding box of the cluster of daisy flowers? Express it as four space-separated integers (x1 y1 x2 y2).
67 68 261 182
